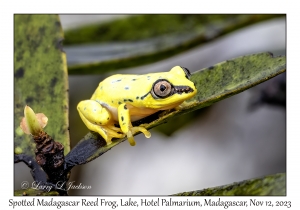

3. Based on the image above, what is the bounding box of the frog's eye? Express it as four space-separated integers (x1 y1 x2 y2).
151 80 172 98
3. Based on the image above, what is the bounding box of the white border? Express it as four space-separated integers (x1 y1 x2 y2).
2 0 299 209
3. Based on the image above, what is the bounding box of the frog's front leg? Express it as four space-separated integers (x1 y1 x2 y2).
77 100 125 145
118 104 151 146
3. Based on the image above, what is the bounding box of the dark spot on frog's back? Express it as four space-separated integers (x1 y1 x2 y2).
128 99 133 102
15 67 25 78
136 96 139 99
112 79 122 84
121 116 124 121
124 86 129 90
132 78 136 81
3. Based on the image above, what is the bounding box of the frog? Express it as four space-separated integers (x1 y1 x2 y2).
77 66 197 146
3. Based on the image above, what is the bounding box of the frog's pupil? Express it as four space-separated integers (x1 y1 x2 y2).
160 85 166 92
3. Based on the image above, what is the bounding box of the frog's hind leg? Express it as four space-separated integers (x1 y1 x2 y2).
77 100 124 145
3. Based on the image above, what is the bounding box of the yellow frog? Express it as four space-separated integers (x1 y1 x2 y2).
77 66 197 146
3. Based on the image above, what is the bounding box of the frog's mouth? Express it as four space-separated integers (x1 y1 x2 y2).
172 85 194 95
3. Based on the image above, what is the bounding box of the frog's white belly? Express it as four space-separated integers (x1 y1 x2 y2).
100 102 159 122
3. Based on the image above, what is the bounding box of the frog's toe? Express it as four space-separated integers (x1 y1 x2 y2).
132 126 151 138
125 127 151 146
126 131 136 146
106 137 112 145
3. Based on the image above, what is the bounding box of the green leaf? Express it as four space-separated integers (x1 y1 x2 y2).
14 15 70 156
14 188 59 196
65 52 286 167
66 14 284 74
173 173 286 196
64 14 284 45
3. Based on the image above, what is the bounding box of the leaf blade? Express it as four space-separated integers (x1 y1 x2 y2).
173 173 286 196
65 52 286 167
66 14 285 74
14 14 70 156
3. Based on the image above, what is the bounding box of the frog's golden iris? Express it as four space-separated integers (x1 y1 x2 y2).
77 66 197 146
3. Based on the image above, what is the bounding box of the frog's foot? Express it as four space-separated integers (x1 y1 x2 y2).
87 125 122 145
102 126 126 145
126 126 151 146
131 126 151 138
102 132 125 145
106 125 122 132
